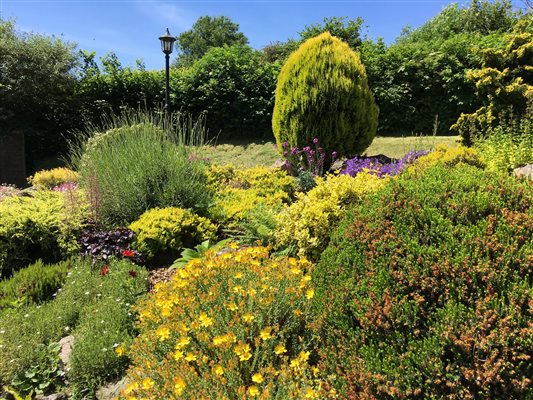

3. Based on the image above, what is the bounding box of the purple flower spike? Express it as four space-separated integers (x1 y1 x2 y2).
332 151 338 159
313 137 319 144
273 143 278 149
291 147 298 155
283 150 288 157
282 141 289 149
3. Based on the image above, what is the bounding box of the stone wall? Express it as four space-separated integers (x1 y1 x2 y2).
0 132 26 187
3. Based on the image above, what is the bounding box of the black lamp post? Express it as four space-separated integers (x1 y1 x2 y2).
159 28 176 115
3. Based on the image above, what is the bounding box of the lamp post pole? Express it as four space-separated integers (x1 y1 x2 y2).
159 28 176 116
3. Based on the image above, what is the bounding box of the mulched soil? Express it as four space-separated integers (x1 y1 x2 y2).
148 267 176 292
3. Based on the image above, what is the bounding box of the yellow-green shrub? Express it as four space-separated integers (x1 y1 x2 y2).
0 190 88 276
120 246 323 400
207 165 296 222
28 168 78 189
129 207 217 262
406 144 485 175
274 173 387 260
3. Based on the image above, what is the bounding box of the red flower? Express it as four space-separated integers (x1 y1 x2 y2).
128 270 138 277
122 249 135 258
100 265 109 276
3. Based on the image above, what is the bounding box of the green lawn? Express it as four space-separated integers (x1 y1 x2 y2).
199 136 460 167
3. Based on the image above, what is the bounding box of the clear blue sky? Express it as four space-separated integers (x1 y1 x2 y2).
1 0 527 70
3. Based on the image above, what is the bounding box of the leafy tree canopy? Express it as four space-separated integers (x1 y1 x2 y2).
173 16 248 67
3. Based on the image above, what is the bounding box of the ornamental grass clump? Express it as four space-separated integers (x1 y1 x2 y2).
274 173 387 260
314 162 533 398
120 246 323 399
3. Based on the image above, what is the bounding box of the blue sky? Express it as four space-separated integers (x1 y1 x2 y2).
1 0 527 70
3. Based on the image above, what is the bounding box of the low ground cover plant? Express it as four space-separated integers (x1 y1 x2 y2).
78 227 143 264
313 161 533 398
340 149 429 178
28 168 79 190
0 190 88 277
0 258 149 397
120 246 322 399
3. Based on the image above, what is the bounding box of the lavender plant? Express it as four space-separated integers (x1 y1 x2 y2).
341 150 430 178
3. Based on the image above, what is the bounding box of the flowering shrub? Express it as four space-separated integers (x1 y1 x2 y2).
120 246 323 399
129 207 217 263
274 173 387 260
314 162 532 398
278 138 334 177
0 184 20 201
340 150 429 178
28 167 79 190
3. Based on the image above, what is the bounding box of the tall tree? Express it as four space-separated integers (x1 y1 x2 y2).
174 16 248 67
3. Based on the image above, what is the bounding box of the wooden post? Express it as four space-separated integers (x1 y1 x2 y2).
0 131 27 187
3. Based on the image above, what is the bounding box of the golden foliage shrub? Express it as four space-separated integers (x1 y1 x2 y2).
28 167 78 189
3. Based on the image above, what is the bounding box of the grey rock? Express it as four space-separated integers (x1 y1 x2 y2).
35 393 68 400
59 335 74 369
329 158 346 171
98 378 128 400
271 158 285 169
513 164 533 180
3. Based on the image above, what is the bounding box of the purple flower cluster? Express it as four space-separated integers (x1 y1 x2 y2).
278 138 337 177
340 150 430 178
53 182 79 192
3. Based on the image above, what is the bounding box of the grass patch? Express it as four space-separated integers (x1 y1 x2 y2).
199 136 459 167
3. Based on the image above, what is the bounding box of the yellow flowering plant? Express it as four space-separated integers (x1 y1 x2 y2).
119 246 324 399
28 167 79 189
406 144 485 175
274 172 387 260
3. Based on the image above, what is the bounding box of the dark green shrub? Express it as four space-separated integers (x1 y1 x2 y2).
272 32 378 158
0 259 69 310
313 162 532 399
72 111 212 227
129 207 218 264
0 190 87 277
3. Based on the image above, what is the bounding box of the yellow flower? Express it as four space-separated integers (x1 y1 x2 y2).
305 387 318 398
185 352 197 362
174 350 184 361
234 272 243 279
156 326 170 341
213 335 227 346
233 285 243 294
290 267 301 275
124 382 139 395
259 327 273 341
248 385 260 397
252 373 263 383
234 342 252 361
115 345 125 357
294 309 302 317
299 351 310 361
215 365 224 376
198 312 214 328
311 366 320 377
226 302 238 311
141 378 154 390
290 358 300 369
175 337 190 349
306 288 314 300
229 242 239 249
174 377 186 396
274 344 287 355
243 313 255 324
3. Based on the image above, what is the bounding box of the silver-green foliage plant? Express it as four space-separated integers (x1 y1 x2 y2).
272 32 378 158
71 110 212 227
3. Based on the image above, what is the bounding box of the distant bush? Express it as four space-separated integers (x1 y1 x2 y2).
72 111 212 227
0 258 149 396
129 207 217 264
272 32 378 159
314 162 532 398
28 168 78 190
0 190 87 277
0 259 69 310
120 246 321 399
274 173 387 260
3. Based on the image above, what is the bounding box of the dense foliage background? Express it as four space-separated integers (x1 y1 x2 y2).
0 0 529 171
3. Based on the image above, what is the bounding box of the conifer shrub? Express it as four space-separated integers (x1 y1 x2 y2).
129 207 218 264
119 246 323 399
313 162 533 398
272 32 378 159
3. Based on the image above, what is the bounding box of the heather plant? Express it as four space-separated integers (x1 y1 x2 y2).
314 162 533 398
0 184 20 201
71 110 212 227
272 32 378 159
340 149 429 178
0 259 70 310
0 190 88 277
274 173 387 260
129 207 218 264
119 246 323 399
28 168 78 190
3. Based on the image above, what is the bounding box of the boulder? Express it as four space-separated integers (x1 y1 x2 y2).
513 164 533 180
